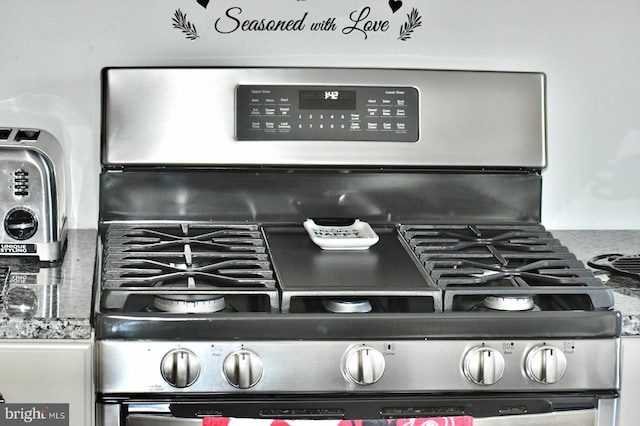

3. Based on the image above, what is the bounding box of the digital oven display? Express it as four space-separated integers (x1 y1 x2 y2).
236 84 419 142
299 90 356 110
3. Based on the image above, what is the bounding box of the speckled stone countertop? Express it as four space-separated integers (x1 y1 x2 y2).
0 229 95 339
552 230 640 336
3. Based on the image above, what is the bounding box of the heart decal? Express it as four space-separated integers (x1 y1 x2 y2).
389 0 403 13
197 0 210 9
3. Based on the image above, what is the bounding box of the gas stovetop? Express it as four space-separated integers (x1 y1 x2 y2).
95 223 621 395
96 221 613 317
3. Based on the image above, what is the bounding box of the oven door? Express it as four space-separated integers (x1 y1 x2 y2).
126 412 597 426
98 393 618 426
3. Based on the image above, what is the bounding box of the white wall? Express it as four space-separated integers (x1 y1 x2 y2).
1 0 639 229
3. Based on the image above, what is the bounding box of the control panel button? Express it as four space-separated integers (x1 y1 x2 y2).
343 346 385 385
463 346 505 385
525 345 567 384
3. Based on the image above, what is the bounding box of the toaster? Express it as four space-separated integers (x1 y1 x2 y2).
0 128 67 262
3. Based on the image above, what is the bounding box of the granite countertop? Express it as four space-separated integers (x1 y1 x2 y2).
0 229 96 339
552 230 640 336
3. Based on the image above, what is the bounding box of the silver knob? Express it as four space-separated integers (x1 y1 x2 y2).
223 349 263 389
344 346 385 385
463 346 505 385
160 348 200 388
526 345 567 384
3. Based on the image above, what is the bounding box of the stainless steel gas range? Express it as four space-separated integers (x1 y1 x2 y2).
94 67 620 426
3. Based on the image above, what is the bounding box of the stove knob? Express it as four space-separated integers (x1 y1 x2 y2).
343 346 385 385
463 346 505 385
160 348 201 388
525 345 567 384
223 349 263 389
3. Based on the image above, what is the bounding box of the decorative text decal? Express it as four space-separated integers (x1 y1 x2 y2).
171 1 422 42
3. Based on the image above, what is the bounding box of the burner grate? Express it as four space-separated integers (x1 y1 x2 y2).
100 223 279 312
400 224 615 311
107 223 267 253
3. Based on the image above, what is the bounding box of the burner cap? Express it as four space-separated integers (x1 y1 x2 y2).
322 299 372 313
483 295 535 312
153 295 226 313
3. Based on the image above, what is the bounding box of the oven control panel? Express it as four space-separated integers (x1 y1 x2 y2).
236 85 419 142
97 338 619 394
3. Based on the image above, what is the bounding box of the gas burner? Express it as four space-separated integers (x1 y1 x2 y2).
322 299 372 313
483 295 536 311
153 295 226 314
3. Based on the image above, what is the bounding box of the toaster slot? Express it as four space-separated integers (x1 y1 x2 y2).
0 128 11 139
15 129 40 141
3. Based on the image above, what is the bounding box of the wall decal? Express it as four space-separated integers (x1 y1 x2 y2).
172 9 200 40
397 8 421 41
388 0 403 13
341 7 389 39
171 2 422 42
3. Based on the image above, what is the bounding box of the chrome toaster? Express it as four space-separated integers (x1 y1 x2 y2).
0 128 67 262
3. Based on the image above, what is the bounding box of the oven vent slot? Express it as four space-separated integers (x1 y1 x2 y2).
381 406 466 418
259 408 345 420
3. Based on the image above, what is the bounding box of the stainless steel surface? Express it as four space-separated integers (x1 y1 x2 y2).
0 128 67 262
127 417 201 426
99 170 544 224
96 338 619 393
475 410 598 426
95 68 617 426
102 67 546 168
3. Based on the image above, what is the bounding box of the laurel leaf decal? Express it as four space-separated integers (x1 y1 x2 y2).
172 8 199 40
398 8 422 41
